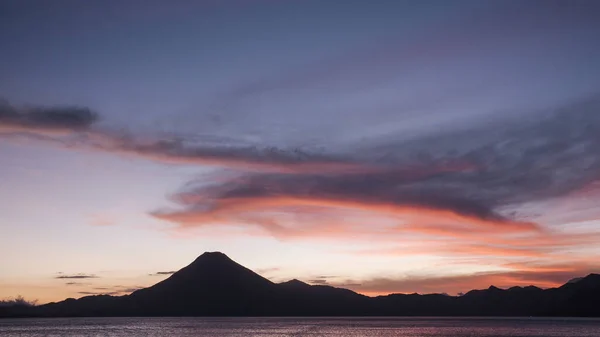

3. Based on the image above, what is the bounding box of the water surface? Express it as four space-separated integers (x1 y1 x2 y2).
1 317 600 336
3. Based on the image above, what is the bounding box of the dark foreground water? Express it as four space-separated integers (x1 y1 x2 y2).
1 317 600 336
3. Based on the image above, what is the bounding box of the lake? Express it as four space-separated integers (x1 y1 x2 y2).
1 317 600 336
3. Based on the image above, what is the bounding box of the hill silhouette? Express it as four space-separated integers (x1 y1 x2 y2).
2 252 599 317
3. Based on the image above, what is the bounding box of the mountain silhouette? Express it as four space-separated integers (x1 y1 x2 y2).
2 252 599 317
126 252 278 316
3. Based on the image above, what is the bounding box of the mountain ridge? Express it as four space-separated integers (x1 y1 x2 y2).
2 252 599 317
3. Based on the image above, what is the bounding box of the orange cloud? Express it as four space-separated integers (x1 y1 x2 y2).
155 194 584 269
88 214 117 227
155 192 597 270
342 262 599 296
154 195 538 232
360 244 547 258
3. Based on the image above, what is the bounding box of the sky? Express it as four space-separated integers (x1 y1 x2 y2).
1 0 600 303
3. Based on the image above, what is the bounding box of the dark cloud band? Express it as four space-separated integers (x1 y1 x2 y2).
55 274 98 279
154 95 600 233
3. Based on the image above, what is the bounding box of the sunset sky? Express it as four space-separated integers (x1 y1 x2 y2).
2 0 600 304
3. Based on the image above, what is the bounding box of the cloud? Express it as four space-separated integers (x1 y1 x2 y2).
340 262 599 296
152 175 538 233
0 100 98 134
149 271 176 276
95 286 142 292
308 279 329 285
77 285 143 297
153 95 600 237
255 267 280 275
64 282 88 286
55 274 98 279
356 229 600 259
78 291 120 296
120 287 143 293
8 95 600 224
88 214 117 227
305 275 339 285
108 139 362 173
0 100 363 174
